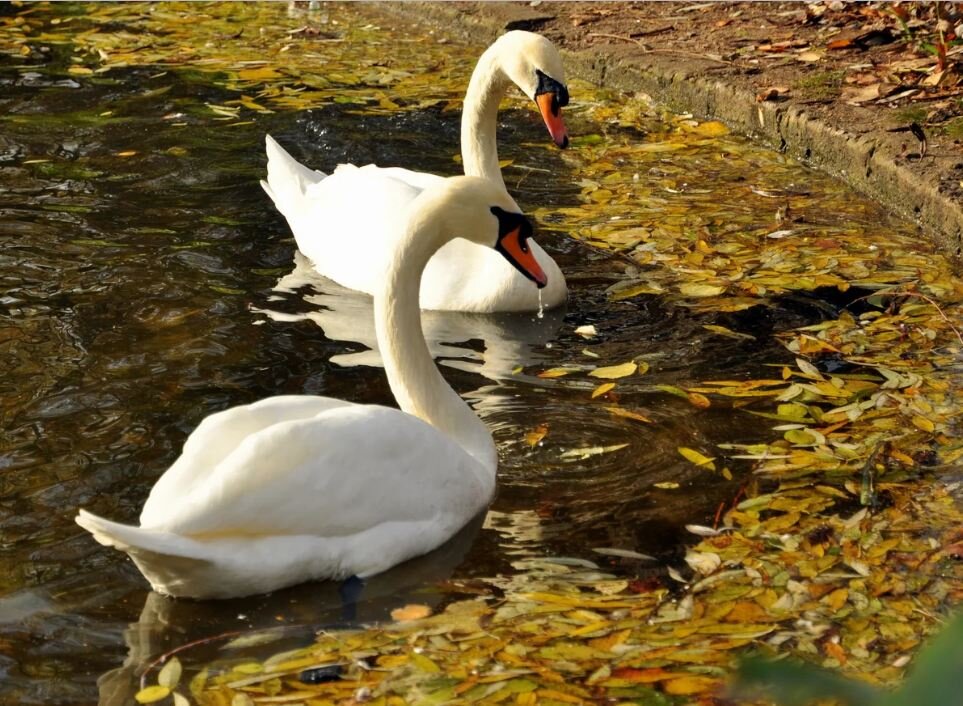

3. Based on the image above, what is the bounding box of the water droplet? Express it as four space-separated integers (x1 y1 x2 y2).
537 289 544 319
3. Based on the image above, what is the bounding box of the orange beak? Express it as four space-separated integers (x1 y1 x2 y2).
536 92 569 149
499 227 548 288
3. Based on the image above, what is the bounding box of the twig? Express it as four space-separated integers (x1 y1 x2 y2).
900 291 963 345
586 32 732 64
139 629 245 690
848 286 963 346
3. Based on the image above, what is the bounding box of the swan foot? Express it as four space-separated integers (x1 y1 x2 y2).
338 575 365 622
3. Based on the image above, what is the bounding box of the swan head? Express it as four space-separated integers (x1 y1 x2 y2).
494 31 569 149
431 176 548 289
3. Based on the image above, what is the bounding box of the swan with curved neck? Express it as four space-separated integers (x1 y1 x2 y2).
261 31 568 313
75 176 546 599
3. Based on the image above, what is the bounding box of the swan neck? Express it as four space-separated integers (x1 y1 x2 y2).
375 211 496 470
461 47 509 189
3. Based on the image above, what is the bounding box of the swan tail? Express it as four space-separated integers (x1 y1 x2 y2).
262 134 326 218
76 509 214 596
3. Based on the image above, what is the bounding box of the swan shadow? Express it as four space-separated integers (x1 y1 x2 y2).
96 512 486 705
253 252 565 382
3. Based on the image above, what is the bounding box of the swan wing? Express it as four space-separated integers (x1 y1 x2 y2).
143 404 492 539
262 136 445 296
139 396 353 526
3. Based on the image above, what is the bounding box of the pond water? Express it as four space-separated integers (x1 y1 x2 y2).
0 4 930 704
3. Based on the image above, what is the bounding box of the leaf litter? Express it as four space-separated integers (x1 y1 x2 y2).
6 3 961 705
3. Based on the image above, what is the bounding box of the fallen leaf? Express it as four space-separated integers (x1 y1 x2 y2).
391 604 432 621
525 424 548 447
678 447 717 470
593 547 657 561
605 406 653 423
135 686 172 704
680 282 727 297
158 658 182 689
589 361 637 379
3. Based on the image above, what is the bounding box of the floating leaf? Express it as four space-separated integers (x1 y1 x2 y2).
538 367 577 379
560 443 629 460
678 447 716 471
605 406 653 423
591 382 616 398
525 424 548 447
134 686 171 704
158 657 182 689
680 283 726 297
589 362 637 379
702 324 755 340
593 547 657 561
391 604 432 621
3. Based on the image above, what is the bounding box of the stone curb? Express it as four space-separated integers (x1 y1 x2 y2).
373 2 963 263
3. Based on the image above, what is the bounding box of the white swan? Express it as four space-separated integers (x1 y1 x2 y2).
261 30 569 313
75 175 547 599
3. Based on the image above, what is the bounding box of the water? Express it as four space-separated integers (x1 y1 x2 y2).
0 4 931 704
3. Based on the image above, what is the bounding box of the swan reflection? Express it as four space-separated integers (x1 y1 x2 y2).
96 513 484 706
253 252 565 381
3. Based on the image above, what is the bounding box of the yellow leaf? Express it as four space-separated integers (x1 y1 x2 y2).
68 66 94 75
237 66 281 81
538 367 576 379
135 686 171 704
116 150 138 157
525 424 548 447
410 652 441 673
678 447 716 471
679 282 726 297
589 362 637 379
687 392 711 409
158 657 182 689
605 407 653 423
662 675 722 695
912 415 935 432
589 628 631 651
654 481 679 489
692 120 729 137
591 382 616 398
391 604 432 621
702 324 755 340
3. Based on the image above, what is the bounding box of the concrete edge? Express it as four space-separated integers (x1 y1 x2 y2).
373 2 963 263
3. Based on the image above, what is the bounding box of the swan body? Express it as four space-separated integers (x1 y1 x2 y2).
76 176 547 599
261 31 569 313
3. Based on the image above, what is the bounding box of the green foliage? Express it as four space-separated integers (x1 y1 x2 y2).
792 70 844 100
944 117 963 140
731 612 963 706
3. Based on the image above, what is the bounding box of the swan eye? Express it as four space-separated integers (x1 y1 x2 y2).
535 69 569 112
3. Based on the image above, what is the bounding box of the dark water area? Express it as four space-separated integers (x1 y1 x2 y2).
0 14 922 705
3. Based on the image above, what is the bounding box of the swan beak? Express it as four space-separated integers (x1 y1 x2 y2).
535 92 569 149
498 226 548 289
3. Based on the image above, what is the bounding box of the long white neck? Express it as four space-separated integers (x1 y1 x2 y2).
374 203 497 472
461 44 511 189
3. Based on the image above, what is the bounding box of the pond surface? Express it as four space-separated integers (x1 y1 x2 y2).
0 3 930 704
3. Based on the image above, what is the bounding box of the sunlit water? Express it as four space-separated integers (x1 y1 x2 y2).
0 4 929 704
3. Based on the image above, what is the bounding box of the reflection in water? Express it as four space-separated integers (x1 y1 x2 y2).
96 515 485 706
0 4 927 703
253 251 566 379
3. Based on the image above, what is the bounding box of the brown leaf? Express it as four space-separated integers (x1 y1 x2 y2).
391 604 432 621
